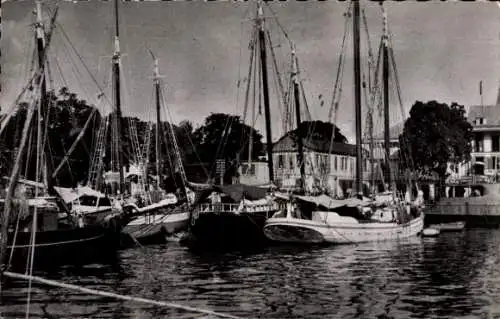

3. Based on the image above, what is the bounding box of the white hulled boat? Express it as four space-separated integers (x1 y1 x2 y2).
263 2 424 245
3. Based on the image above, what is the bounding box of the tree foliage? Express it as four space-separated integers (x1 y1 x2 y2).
291 120 348 144
192 113 265 164
399 100 473 182
0 87 100 187
1 89 268 188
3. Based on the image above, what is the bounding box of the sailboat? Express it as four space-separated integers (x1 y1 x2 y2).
263 2 424 245
120 51 191 245
0 1 125 270
182 2 283 250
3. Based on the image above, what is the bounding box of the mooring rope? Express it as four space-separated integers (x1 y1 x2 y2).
3 271 245 319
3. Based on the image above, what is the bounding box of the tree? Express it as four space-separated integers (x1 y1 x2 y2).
399 100 473 193
192 113 265 179
292 120 348 144
176 120 197 163
0 87 100 187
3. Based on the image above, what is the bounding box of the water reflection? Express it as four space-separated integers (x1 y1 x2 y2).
1 230 500 318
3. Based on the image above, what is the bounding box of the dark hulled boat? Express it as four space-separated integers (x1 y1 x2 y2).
0 196 125 270
0 1 129 272
182 184 279 250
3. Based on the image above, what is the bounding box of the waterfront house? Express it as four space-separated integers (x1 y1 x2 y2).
447 91 500 184
239 131 370 198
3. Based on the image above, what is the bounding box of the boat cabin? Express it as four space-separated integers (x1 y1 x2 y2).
0 197 61 232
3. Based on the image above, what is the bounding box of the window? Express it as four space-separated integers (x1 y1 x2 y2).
475 117 485 125
478 140 484 152
278 155 284 168
340 157 347 171
289 154 294 170
475 134 484 152
487 157 494 170
319 154 329 173
242 163 255 175
493 136 500 152
334 156 338 171
97 197 111 207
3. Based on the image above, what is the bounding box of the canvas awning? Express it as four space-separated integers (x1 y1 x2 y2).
193 183 271 204
295 194 372 209
53 186 106 204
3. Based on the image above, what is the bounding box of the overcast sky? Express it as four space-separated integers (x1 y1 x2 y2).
3 0 500 143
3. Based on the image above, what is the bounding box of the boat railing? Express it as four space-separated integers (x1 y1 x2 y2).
195 202 279 215
447 174 496 185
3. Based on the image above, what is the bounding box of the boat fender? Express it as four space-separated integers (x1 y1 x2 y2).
106 217 119 233
191 210 199 226
77 213 84 228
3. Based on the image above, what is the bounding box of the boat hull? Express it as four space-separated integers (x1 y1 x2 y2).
5 224 122 271
184 212 270 250
428 221 466 232
422 228 440 237
263 215 424 244
122 212 190 246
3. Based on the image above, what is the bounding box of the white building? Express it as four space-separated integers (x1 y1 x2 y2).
448 92 500 184
239 132 370 198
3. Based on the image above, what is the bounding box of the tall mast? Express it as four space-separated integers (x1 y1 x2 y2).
35 0 52 192
368 93 375 193
353 0 363 198
0 0 47 282
257 2 274 184
291 45 306 192
113 0 124 194
150 51 162 189
382 4 391 191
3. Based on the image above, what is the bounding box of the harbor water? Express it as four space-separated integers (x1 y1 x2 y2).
1 229 500 318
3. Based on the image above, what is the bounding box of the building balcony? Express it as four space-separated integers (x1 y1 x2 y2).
447 174 498 185
471 151 500 156
472 125 500 132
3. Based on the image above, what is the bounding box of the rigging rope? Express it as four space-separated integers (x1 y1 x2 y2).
328 2 351 124
3 271 245 319
265 29 287 128
241 26 257 125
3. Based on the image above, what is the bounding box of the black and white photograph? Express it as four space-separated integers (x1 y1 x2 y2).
1 0 499 318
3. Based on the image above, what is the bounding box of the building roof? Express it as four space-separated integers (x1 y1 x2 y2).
273 132 367 157
468 105 500 126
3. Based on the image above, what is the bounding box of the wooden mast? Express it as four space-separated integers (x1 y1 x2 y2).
0 0 47 281
257 2 274 184
150 51 162 189
112 0 124 195
353 1 363 198
382 3 391 191
34 0 53 194
291 45 306 192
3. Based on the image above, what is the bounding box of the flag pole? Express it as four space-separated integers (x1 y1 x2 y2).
480 80 484 106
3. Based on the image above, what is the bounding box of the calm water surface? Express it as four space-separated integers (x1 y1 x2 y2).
1 229 500 318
